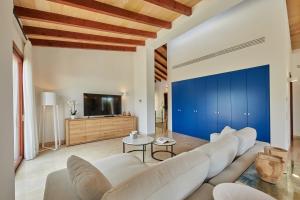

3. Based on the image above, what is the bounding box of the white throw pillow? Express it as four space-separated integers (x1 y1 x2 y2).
220 126 236 135
102 151 210 200
193 135 239 178
67 155 112 200
233 127 257 156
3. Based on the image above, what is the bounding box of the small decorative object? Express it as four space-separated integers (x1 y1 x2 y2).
129 130 138 139
67 100 78 119
127 111 131 116
255 152 284 184
122 111 126 116
264 146 288 173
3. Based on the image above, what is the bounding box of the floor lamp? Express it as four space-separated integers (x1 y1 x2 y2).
40 92 60 150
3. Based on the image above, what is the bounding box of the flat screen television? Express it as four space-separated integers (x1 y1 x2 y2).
84 93 122 116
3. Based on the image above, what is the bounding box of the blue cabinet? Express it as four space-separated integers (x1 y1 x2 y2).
231 71 248 130
172 65 270 142
194 78 208 140
205 76 218 135
246 67 270 142
172 81 184 133
217 74 232 132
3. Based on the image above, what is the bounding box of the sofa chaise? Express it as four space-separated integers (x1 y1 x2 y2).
44 127 268 200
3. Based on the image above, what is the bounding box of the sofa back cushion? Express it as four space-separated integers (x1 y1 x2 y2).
67 155 112 200
233 127 257 156
193 135 239 179
101 151 210 200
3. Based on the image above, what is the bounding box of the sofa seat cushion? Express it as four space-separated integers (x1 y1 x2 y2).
102 151 210 200
192 135 239 179
208 141 268 186
233 127 257 156
185 183 214 200
93 153 148 186
67 155 112 200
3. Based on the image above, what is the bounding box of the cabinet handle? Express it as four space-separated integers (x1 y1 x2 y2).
243 113 247 115
248 113 251 116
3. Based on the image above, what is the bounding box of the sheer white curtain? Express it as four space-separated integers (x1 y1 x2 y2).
23 40 39 160
13 55 20 161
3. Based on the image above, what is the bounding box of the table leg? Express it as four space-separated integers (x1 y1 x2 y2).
143 145 145 163
171 145 174 157
123 142 125 153
151 143 153 154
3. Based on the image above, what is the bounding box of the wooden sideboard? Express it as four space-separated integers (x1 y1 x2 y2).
65 116 137 146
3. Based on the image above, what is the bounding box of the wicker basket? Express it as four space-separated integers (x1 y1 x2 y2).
255 152 284 184
264 146 288 173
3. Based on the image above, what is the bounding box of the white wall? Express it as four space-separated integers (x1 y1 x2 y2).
133 47 148 133
291 50 300 136
0 0 14 199
13 17 25 54
32 47 135 142
134 0 243 134
155 80 168 122
167 0 291 149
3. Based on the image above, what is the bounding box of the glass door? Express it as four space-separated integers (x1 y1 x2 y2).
13 44 24 170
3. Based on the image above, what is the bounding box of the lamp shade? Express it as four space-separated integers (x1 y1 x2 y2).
41 92 57 106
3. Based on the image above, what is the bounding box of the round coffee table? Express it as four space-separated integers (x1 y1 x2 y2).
122 135 154 162
151 139 176 161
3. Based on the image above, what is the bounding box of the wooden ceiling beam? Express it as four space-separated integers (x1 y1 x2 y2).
14 6 157 38
145 0 192 16
30 38 136 52
155 61 167 73
155 72 165 80
47 0 171 29
155 52 167 67
156 46 167 58
155 64 167 76
155 76 161 82
155 73 166 81
23 26 145 46
155 49 167 60
155 69 167 80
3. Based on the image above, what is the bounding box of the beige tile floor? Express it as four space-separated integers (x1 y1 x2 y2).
15 128 207 200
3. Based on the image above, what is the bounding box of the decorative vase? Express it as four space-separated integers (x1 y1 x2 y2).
71 115 76 120
255 152 284 184
264 146 288 173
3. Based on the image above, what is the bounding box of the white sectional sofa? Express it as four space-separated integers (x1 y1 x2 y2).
44 128 269 200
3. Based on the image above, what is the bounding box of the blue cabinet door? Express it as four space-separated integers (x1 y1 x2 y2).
230 70 248 130
181 79 195 136
246 65 270 142
194 78 208 140
217 73 232 132
172 81 184 133
205 76 218 135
